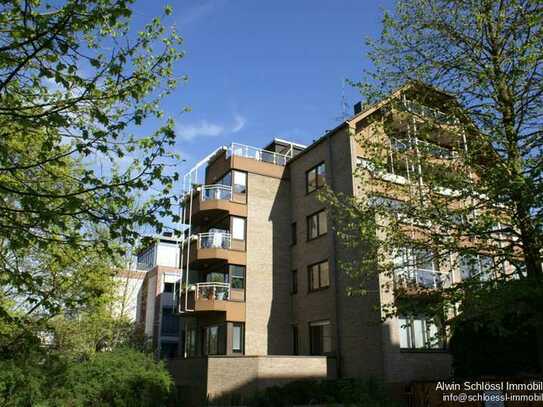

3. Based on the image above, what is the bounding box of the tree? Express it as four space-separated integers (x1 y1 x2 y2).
327 0 543 371
0 0 184 348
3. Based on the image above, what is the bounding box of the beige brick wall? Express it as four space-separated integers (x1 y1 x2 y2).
206 356 330 399
245 172 291 355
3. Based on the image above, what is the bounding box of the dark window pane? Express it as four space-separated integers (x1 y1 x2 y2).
291 222 297 245
307 168 317 193
291 270 298 294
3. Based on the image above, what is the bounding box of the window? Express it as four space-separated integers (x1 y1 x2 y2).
230 265 245 289
308 260 330 291
398 316 443 350
309 320 332 355
232 323 244 353
231 217 246 240
206 272 228 283
307 210 327 240
292 325 299 355
306 162 326 193
291 270 298 294
460 254 494 281
160 341 178 359
163 282 174 293
393 247 445 288
204 324 226 355
291 222 297 245
217 171 232 187
233 171 247 194
185 325 197 356
161 308 180 336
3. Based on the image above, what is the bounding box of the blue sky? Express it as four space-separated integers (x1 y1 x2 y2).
132 0 395 177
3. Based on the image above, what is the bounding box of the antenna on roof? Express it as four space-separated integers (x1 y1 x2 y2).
335 79 350 122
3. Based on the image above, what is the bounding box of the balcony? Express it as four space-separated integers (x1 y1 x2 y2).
179 282 245 322
183 184 247 225
395 268 451 295
183 232 246 268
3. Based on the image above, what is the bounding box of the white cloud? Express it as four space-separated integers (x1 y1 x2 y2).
232 114 246 133
176 120 224 141
176 114 247 141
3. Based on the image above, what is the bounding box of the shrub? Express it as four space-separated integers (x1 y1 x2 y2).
0 348 173 406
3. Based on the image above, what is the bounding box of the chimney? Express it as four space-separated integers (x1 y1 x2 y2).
353 101 363 115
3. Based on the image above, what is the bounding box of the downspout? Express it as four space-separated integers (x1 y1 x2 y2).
327 127 343 379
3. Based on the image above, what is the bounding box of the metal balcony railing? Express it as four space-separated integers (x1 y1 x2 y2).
397 268 450 289
402 99 457 125
390 137 456 160
228 143 291 166
196 282 230 301
201 184 232 201
198 232 231 250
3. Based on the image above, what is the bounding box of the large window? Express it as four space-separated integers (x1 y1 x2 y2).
230 265 245 289
306 162 326 193
231 216 246 240
460 254 494 281
398 316 443 350
309 320 333 355
308 260 330 291
185 325 197 356
232 323 244 353
233 170 247 194
204 324 226 355
393 247 445 288
307 210 327 240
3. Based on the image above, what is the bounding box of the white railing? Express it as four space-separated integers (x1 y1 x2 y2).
397 269 450 289
196 282 230 301
228 143 291 166
198 232 231 250
201 184 232 201
390 137 455 160
402 99 457 125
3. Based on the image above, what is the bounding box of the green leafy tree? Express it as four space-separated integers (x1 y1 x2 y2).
326 0 543 371
0 0 184 349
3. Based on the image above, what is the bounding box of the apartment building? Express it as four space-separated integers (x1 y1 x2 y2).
116 233 183 358
172 84 466 401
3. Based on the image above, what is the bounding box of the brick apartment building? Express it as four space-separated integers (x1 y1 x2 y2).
166 83 475 402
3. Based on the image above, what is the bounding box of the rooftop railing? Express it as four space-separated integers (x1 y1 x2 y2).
228 143 291 166
201 184 232 201
198 232 231 250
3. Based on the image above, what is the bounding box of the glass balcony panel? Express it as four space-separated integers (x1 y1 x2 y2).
196 282 230 301
201 185 232 201
198 232 231 249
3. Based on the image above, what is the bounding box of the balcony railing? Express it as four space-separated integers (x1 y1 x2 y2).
228 143 291 166
201 184 232 201
196 282 230 301
390 137 456 160
397 269 450 289
198 232 231 250
402 99 457 125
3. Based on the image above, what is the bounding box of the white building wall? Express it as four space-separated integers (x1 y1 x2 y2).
156 243 180 268
113 274 145 322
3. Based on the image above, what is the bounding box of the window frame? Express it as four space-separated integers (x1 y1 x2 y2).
308 260 330 292
306 162 326 194
309 320 333 355
398 315 444 351
229 264 245 289
232 323 244 353
306 209 327 241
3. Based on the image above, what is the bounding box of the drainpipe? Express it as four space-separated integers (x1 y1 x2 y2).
327 128 343 379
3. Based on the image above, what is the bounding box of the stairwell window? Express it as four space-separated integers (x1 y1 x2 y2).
308 260 330 291
306 162 326 193
309 320 333 355
232 323 244 353
398 316 443 350
307 210 327 240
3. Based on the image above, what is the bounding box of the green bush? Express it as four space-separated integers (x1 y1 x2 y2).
0 348 173 406
209 377 399 407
